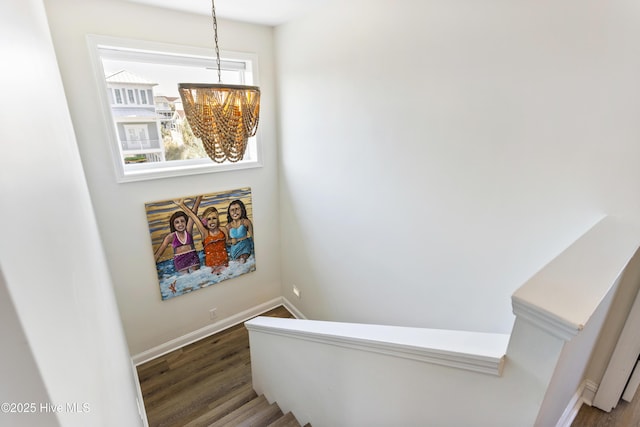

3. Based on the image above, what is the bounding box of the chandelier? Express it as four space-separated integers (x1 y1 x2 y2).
178 0 260 163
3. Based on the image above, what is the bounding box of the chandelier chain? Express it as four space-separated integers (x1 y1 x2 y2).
211 0 221 83
178 0 260 164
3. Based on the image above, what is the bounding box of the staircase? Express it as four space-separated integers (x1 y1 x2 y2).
182 383 309 427
136 306 310 427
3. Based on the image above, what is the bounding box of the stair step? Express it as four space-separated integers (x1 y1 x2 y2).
209 395 283 427
183 382 257 426
268 411 303 427
236 401 283 427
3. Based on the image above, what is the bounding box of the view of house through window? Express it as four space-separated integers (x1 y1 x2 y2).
89 36 260 181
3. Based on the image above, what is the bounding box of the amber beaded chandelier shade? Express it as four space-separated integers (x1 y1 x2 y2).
179 83 260 163
178 0 260 163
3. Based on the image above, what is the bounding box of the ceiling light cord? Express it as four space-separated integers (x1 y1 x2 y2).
211 0 221 83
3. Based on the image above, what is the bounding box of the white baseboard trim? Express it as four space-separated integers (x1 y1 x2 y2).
583 379 598 406
282 297 307 320
131 360 149 426
131 297 285 365
555 379 599 427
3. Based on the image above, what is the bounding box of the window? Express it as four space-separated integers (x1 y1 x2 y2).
124 124 151 149
87 35 262 183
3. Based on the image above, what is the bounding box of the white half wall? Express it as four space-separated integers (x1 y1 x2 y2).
584 248 640 392
248 313 566 427
248 216 640 426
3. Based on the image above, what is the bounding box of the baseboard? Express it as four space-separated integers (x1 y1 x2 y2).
555 379 599 427
282 297 307 320
582 379 598 406
131 297 285 365
131 360 149 426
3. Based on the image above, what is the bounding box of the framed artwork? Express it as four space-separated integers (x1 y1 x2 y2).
145 187 256 300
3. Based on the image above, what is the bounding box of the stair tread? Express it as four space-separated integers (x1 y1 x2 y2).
209 395 273 427
183 383 257 426
236 401 283 427
268 411 303 427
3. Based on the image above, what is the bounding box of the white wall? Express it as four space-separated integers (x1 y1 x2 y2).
43 0 280 356
276 0 640 333
0 0 142 425
0 269 58 427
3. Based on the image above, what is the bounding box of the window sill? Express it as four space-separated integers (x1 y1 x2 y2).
114 157 263 183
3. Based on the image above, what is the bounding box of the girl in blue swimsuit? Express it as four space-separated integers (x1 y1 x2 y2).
225 199 254 263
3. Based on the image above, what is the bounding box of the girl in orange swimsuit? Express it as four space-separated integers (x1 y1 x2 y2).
176 200 229 274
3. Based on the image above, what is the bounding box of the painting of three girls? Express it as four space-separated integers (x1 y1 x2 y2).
145 187 256 300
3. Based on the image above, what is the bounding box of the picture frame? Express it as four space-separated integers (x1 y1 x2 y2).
145 187 256 300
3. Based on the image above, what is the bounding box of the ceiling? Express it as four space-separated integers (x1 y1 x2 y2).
123 0 328 26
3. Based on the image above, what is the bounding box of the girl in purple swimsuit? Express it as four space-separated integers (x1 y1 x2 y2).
154 197 202 274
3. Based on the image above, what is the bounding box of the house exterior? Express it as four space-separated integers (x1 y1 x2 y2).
154 95 179 131
105 70 165 163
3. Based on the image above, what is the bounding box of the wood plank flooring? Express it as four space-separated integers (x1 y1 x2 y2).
572 395 640 427
137 305 294 427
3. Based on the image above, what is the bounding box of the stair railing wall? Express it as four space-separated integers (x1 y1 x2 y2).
246 216 640 427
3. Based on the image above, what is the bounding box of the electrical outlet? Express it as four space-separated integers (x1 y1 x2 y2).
209 308 218 320
292 285 301 299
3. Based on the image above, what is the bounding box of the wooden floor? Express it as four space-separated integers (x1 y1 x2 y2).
572 395 640 426
137 306 294 427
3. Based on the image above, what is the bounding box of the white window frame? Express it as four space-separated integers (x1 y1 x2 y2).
87 34 263 183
